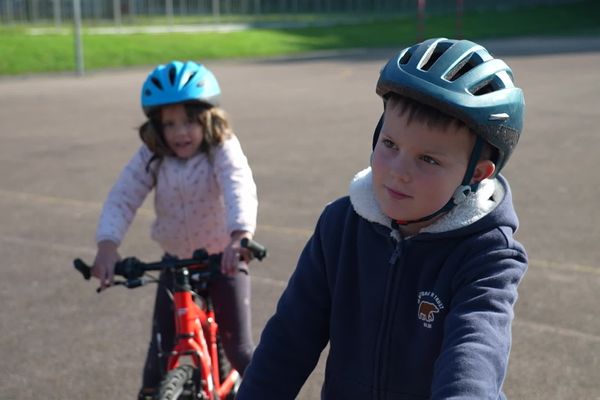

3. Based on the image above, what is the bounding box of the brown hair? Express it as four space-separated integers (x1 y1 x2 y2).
139 102 232 178
385 94 497 162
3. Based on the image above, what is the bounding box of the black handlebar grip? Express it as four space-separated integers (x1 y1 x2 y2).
113 261 126 277
73 258 92 280
241 238 267 261
114 257 144 279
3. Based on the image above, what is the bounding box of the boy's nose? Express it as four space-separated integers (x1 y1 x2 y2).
390 154 412 183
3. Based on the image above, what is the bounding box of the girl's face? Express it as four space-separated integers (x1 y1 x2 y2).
161 104 204 159
371 106 476 231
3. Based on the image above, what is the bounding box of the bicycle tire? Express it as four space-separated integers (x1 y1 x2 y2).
224 375 242 400
216 334 244 400
157 365 202 400
216 335 231 380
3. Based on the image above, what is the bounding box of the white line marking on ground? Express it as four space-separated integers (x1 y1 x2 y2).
0 189 597 275
528 259 598 275
252 275 288 288
514 319 600 343
2 233 599 342
0 234 96 256
0 188 312 237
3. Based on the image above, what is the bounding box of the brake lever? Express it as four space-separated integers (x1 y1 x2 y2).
95 279 127 293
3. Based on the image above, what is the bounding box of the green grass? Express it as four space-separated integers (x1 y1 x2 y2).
0 0 598 76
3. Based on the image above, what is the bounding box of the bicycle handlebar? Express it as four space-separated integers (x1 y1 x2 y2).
73 238 268 287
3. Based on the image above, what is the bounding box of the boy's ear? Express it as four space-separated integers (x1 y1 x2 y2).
471 160 496 184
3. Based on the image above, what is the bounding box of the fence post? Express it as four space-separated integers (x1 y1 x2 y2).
254 0 260 16
53 0 62 27
417 0 426 41
166 0 174 28
128 0 135 23
4 0 14 25
73 0 84 76
212 0 221 23
456 0 463 39
113 0 122 26
30 0 39 23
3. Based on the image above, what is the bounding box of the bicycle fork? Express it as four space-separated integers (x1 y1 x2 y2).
169 271 215 397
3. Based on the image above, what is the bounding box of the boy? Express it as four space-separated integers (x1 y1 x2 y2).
238 38 527 399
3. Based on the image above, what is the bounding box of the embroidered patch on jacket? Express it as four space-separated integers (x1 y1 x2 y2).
417 291 445 328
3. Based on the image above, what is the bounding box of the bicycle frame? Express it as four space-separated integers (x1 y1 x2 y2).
168 267 239 399
73 238 266 400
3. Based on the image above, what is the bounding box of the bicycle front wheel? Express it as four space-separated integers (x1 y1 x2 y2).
157 365 205 400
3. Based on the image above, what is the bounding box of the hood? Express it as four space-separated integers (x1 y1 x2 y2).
348 167 508 238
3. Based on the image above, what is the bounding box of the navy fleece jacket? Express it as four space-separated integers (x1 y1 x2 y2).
238 170 527 399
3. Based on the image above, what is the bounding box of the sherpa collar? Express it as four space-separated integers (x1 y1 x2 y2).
348 167 504 236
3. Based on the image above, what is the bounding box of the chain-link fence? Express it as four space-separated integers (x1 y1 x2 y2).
0 0 583 26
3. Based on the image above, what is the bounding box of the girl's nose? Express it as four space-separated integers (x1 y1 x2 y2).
172 123 189 135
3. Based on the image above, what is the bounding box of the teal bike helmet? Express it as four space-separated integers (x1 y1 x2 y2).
141 60 221 116
375 37 524 175
374 38 525 225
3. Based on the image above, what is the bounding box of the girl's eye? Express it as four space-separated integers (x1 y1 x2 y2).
186 118 200 127
420 155 439 165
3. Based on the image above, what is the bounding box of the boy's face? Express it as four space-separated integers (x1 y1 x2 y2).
371 105 474 226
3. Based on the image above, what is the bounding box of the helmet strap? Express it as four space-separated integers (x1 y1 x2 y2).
372 114 384 150
395 136 484 226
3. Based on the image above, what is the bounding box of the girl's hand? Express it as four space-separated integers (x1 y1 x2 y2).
92 240 121 291
221 230 253 276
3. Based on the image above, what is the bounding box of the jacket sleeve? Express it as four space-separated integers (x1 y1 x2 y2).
237 208 333 399
431 229 528 399
95 145 154 245
212 135 258 235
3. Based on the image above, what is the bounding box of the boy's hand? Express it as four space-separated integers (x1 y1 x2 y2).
221 230 253 276
92 240 120 291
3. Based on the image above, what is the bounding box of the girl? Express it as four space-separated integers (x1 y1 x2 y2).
90 60 258 399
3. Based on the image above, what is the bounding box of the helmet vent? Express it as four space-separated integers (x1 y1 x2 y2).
445 53 480 81
168 66 177 85
399 49 413 65
420 41 452 71
470 75 503 96
150 77 163 91
184 71 198 87
472 81 495 95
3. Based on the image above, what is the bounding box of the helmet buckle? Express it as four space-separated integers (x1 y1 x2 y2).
452 185 473 205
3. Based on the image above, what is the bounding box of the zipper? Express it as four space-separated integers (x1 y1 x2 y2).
389 239 402 265
373 227 404 400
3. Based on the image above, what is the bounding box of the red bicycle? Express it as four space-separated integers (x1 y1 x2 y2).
73 238 267 400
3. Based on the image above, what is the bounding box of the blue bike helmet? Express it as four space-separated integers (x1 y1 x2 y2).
141 60 221 116
375 37 525 175
374 38 525 225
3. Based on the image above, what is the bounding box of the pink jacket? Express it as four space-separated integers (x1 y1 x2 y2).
96 135 257 258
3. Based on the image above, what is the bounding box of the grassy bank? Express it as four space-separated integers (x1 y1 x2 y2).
0 0 598 76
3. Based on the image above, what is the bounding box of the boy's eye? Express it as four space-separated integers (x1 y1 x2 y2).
381 138 396 149
420 155 439 165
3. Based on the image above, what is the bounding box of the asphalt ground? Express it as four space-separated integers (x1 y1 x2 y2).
0 36 599 399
